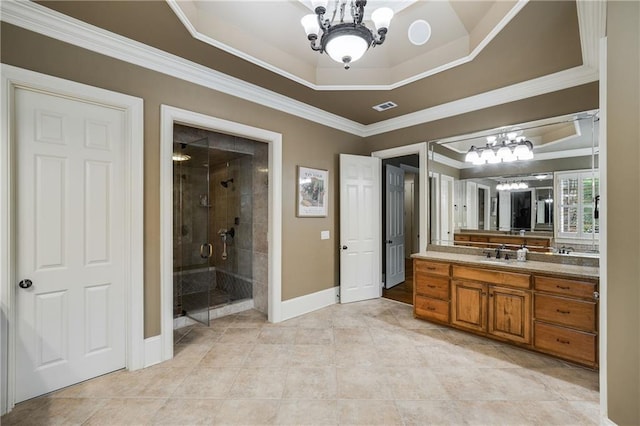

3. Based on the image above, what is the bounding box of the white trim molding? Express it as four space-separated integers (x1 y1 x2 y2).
159 105 283 363
372 142 428 253
143 336 163 368
1 0 600 138
0 64 144 415
280 287 339 322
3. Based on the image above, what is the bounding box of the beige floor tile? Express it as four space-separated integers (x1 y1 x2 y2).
228 368 287 399
395 400 463 426
337 399 403 425
440 328 500 346
151 398 222 425
455 400 531 425
295 327 334 345
283 367 337 399
163 343 211 368
119 366 190 398
2 397 106 426
199 343 253 367
385 367 452 400
457 344 519 368
499 345 569 369
275 399 338 425
245 344 292 367
375 344 427 367
219 327 261 344
517 400 599 425
334 343 379 368
215 399 279 425
83 398 166 426
51 369 142 399
415 341 475 368
336 367 393 399
257 327 297 344
178 327 223 346
527 367 599 402
289 344 335 367
333 327 374 345
369 327 416 346
433 367 506 401
173 367 239 398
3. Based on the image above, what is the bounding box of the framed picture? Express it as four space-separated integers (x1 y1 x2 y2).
297 166 328 217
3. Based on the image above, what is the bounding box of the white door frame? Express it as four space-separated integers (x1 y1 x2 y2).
0 64 145 414
372 142 427 253
159 105 283 361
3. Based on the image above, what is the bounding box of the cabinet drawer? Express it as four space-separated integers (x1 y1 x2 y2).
414 260 450 277
452 265 530 289
534 275 597 299
415 296 449 323
534 322 597 365
415 275 449 300
534 294 596 332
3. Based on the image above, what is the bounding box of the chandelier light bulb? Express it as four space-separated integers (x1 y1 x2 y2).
465 146 480 163
371 7 394 31
480 148 496 163
301 14 320 37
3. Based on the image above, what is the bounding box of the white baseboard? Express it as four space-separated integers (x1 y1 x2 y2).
280 286 338 322
601 416 617 426
143 335 162 368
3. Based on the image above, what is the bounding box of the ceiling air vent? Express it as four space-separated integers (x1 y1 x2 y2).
372 101 398 112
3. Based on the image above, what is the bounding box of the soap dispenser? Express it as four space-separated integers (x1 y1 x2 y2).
517 245 528 262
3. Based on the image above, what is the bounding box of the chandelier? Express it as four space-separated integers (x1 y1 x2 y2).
496 181 529 191
301 1 394 69
464 132 534 165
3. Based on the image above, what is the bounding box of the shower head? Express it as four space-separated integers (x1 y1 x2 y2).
220 178 234 188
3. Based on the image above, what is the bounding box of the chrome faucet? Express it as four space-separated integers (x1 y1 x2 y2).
495 244 506 259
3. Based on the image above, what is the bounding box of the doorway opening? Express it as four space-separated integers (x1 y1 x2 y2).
381 154 420 305
172 124 268 326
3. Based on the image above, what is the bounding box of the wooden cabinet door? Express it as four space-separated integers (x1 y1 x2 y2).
488 286 531 344
451 280 487 332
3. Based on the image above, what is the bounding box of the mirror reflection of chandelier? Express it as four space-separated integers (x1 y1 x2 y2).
465 132 534 165
301 1 394 69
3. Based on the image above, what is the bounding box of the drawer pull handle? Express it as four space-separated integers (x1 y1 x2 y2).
426 267 436 270
427 285 436 288
556 285 571 290
556 338 571 345
556 309 571 314
427 307 436 311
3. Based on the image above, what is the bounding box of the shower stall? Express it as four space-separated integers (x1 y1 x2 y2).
172 124 268 325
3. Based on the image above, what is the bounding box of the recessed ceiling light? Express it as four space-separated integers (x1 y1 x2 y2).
408 19 431 46
372 101 398 112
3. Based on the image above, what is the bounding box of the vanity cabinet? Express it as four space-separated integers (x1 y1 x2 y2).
451 266 531 344
412 256 598 368
533 275 598 367
414 260 450 323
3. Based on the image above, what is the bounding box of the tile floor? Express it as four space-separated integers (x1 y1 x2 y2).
2 298 599 425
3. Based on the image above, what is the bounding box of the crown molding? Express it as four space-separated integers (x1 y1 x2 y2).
362 65 599 137
1 0 600 139
0 0 366 136
577 0 607 70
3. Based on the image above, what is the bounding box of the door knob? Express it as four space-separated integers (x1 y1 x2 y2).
341 245 348 250
18 279 33 289
386 240 392 244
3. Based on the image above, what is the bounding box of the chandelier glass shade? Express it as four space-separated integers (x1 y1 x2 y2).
496 181 529 191
465 135 534 165
301 1 394 69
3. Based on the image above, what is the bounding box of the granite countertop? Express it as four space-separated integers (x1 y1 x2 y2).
411 251 600 280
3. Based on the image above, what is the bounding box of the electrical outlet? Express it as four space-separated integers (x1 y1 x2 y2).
320 230 330 240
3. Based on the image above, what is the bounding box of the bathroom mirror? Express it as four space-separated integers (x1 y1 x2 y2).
428 110 599 257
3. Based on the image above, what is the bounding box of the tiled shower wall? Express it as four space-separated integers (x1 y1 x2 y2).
173 124 269 314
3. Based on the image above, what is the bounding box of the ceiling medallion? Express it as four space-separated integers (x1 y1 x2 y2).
301 0 393 69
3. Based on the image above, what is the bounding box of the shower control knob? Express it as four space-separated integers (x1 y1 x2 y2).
18 279 33 289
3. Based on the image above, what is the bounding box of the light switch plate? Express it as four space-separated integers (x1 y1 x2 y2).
320 230 330 240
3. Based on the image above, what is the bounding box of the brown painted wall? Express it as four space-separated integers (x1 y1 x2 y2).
1 23 366 337
606 2 640 424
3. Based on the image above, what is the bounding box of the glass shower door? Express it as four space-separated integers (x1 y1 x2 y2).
174 139 211 325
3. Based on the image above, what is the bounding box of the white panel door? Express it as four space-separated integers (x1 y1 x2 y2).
15 87 126 402
466 181 478 229
385 164 405 289
340 154 381 303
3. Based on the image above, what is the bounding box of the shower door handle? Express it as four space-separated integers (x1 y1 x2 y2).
200 243 213 258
